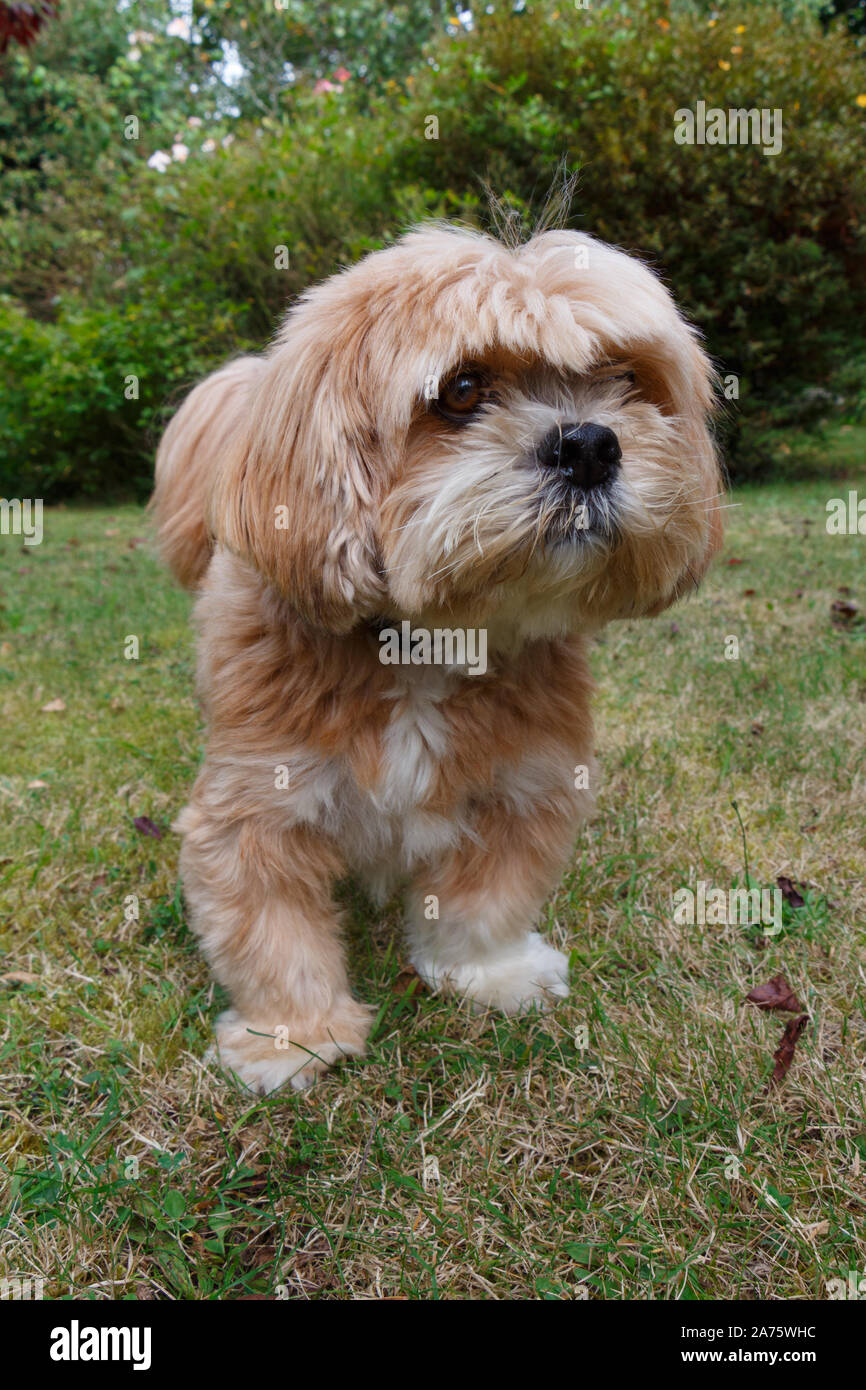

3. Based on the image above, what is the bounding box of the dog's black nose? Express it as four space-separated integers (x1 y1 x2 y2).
538 422 621 490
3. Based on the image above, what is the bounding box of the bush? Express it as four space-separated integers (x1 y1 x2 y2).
394 1 866 472
2 0 865 494
0 293 251 499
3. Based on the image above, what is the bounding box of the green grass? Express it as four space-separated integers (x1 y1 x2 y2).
1 467 865 1301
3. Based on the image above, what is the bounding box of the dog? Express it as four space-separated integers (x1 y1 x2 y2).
151 222 723 1093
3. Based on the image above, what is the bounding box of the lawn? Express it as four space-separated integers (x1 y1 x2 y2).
1 455 865 1300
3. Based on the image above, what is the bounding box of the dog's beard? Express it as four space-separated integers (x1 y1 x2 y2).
382 373 708 624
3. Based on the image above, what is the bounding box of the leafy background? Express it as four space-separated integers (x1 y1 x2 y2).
1 0 865 496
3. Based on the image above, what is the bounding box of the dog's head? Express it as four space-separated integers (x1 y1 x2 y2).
211 225 723 636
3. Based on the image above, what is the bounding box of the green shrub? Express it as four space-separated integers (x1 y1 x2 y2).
2 0 865 494
0 293 251 499
394 1 866 472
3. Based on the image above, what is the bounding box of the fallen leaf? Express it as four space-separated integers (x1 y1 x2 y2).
393 965 427 999
133 815 163 839
724 556 745 566
27 779 48 790
831 599 859 627
776 875 806 909
743 588 756 596
0 971 39 985
750 721 764 736
0 641 11 656
770 1014 810 1087
746 973 805 1013
41 698 66 713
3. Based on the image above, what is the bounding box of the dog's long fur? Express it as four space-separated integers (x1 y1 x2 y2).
152 224 723 1092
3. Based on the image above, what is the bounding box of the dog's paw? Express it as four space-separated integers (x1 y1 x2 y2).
214 998 371 1095
412 931 569 1015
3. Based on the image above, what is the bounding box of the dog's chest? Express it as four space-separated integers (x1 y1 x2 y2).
346 671 466 874
276 666 473 888
274 642 590 885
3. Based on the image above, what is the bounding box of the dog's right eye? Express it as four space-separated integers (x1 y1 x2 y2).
591 363 636 388
433 369 488 424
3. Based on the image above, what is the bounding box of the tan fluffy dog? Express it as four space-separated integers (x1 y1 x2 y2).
151 224 723 1093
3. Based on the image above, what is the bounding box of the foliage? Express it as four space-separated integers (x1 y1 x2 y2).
1 0 865 495
194 0 457 112
394 2 866 472
0 1 58 54
0 292 250 497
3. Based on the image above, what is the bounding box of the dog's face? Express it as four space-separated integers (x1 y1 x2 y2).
212 226 722 636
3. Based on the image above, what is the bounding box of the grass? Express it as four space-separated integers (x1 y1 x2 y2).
1 459 865 1301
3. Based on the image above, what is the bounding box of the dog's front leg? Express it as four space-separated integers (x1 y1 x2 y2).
176 799 372 1093
406 795 582 1015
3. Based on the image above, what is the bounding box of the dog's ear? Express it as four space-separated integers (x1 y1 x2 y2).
209 298 387 633
677 334 725 585
640 328 725 614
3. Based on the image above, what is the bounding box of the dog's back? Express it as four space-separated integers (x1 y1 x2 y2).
150 355 262 589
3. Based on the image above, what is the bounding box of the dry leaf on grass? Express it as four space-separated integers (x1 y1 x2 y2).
770 1015 810 1088
776 875 806 909
392 965 428 1002
133 815 163 839
0 971 39 985
830 599 859 628
40 698 66 713
746 973 805 1013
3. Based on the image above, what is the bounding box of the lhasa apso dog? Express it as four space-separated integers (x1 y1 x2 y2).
152 223 722 1093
